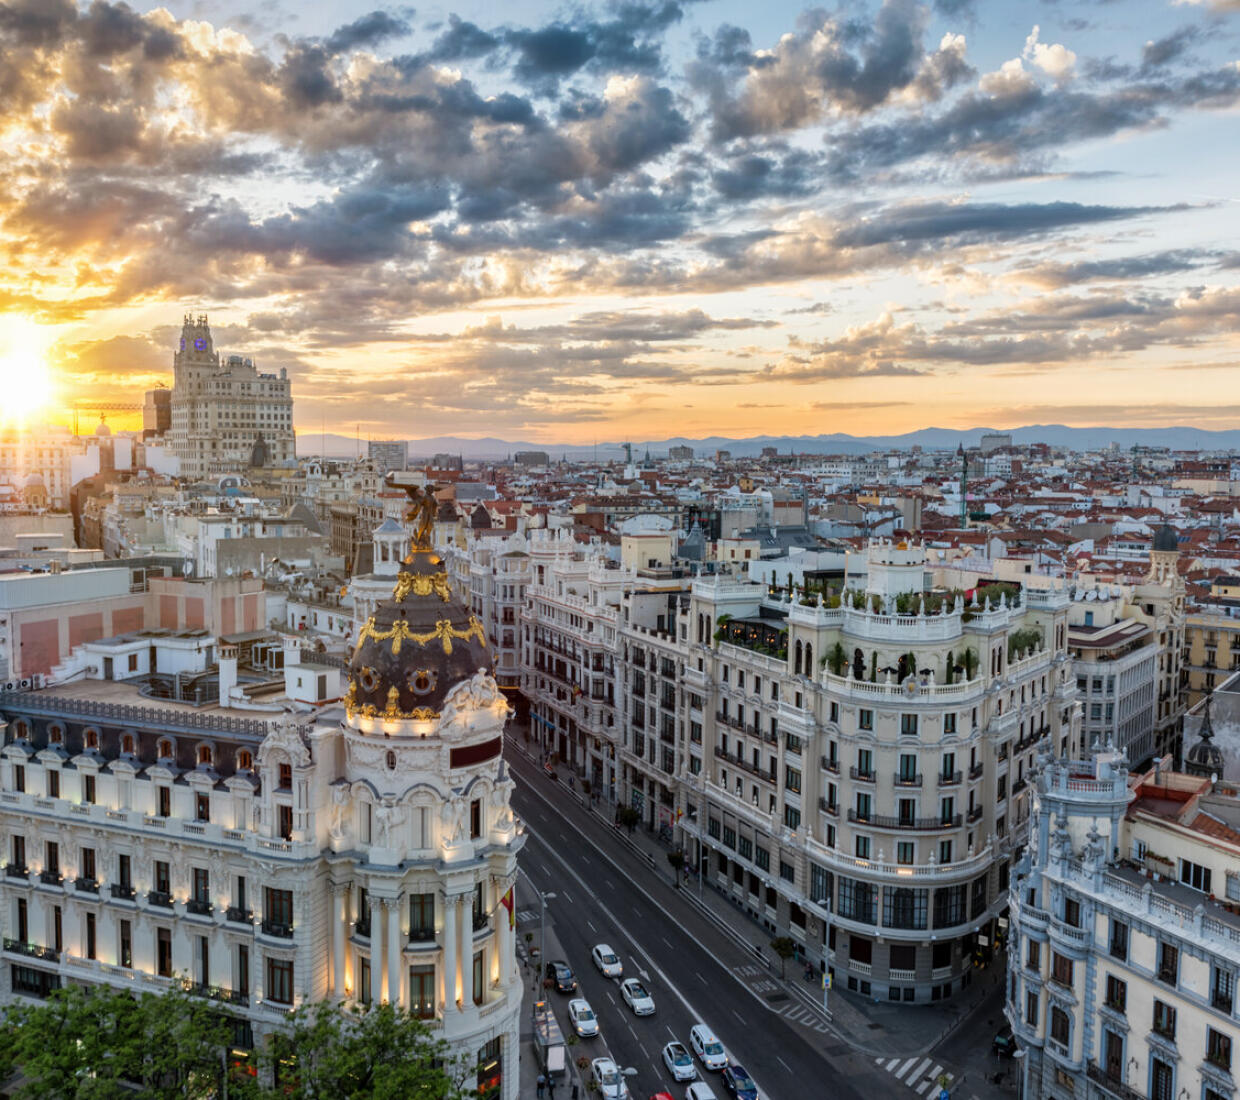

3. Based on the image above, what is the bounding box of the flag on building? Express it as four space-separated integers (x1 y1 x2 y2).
500 886 515 930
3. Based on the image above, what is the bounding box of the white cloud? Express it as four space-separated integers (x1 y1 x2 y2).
979 57 1035 97
1023 25 1077 83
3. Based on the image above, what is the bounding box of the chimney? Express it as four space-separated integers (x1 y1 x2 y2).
218 643 238 708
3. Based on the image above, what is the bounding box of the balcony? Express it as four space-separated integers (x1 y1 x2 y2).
147 890 173 909
5 863 28 880
186 899 213 917
472 909 489 933
39 870 63 886
225 906 253 925
821 756 840 775
354 918 371 939
408 927 435 944
938 771 963 787
74 877 99 894
186 983 249 1007
3 938 59 963
848 809 962 830
849 767 876 783
969 762 984 780
110 883 135 901
893 773 923 788
967 807 983 824
1086 1063 1143 1100
1012 777 1028 795
261 919 294 939
818 798 839 817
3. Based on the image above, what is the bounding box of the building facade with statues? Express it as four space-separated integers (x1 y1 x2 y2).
0 514 525 1095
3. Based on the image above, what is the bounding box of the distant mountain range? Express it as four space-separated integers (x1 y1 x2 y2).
298 425 1240 461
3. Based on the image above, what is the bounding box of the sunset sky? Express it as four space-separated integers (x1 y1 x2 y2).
2 0 1239 443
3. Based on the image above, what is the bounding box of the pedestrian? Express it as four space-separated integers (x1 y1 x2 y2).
536 1072 546 1098
547 1076 557 1098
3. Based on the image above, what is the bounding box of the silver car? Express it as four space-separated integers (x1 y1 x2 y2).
567 998 599 1038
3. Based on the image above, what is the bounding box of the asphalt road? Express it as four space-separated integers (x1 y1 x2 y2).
510 750 887 1100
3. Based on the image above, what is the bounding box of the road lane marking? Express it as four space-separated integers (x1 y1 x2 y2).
777 1056 792 1073
587 920 597 932
895 1058 917 1080
662 937 675 949
906 1058 932 1084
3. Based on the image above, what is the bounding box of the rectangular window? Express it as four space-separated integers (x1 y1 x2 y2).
470 799 482 839
783 806 801 830
45 841 59 875
897 842 914 865
1208 1027 1232 1071
1050 1006 1069 1046
410 965 435 1018
722 826 736 850
85 912 96 960
933 884 967 929
238 945 250 995
409 893 435 939
192 867 210 904
154 860 170 894
855 835 870 860
1026 941 1040 970
264 887 294 932
1152 999 1176 1039
779 860 796 883
1025 990 1038 1028
47 770 59 799
119 920 132 969
196 793 210 822
1179 858 1212 894
837 877 877 924
1051 952 1073 987
473 951 485 1006
882 887 928 930
784 766 801 793
755 845 769 872
858 709 873 731
118 854 131 889
939 839 952 864
1105 974 1126 1012
737 836 752 861
157 786 171 817
14 764 24 793
944 713 956 734
278 804 293 841
83 775 96 804
266 959 294 1005
1064 898 1080 928
900 714 918 736
1212 966 1234 1014
1157 942 1178 986
157 927 172 977
810 864 832 909
82 847 96 882
1109 919 1128 962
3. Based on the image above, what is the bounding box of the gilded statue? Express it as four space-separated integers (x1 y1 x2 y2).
391 478 441 551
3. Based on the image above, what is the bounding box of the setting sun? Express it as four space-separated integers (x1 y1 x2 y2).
0 316 55 425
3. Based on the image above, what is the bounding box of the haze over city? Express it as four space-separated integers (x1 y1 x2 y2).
1 0 1238 442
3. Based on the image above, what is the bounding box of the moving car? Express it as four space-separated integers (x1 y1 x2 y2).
545 960 577 994
591 1057 630 1099
620 978 655 1016
687 1084 720 1100
592 943 624 978
662 1042 698 1083
689 1024 728 1071
649 1094 676 1100
721 1064 758 1100
993 1024 1017 1057
567 998 599 1038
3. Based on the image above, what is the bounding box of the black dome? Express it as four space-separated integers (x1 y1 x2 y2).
1185 696 1224 779
1153 524 1179 553
345 545 490 720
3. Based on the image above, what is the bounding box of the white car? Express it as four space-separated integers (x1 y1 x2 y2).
689 1024 728 1071
662 1041 698 1083
591 943 623 978
619 977 655 1016
687 1084 720 1100
567 998 599 1038
591 1056 630 1099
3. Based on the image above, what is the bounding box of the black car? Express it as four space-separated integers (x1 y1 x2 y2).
993 1024 1016 1057
545 960 577 993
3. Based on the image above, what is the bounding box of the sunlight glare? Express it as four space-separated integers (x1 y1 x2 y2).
0 316 55 426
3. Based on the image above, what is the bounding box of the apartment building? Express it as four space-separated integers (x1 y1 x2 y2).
0 536 523 1096
677 541 1079 1002
1007 752 1240 1100
1184 613 1240 710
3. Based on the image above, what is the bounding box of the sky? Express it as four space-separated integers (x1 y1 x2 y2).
1 0 1239 444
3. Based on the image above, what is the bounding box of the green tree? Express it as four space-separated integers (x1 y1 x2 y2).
769 936 798 980
616 805 641 833
4 982 238 1099
259 1000 468 1100
825 642 847 676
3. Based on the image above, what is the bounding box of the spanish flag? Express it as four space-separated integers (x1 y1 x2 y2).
500 886 515 930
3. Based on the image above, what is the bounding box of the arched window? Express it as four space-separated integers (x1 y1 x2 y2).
197 745 212 766
804 643 813 674
121 734 135 755
85 729 100 750
157 739 173 760
12 719 29 740
794 640 803 676
386 750 396 771
48 724 63 745
237 750 253 771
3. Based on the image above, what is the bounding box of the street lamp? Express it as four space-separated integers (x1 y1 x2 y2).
814 896 831 1015
684 773 705 898
538 889 557 967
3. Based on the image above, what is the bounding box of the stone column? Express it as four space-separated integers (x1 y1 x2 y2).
442 894 458 1010
370 899 384 1005
332 886 348 999
457 893 470 1009
386 898 402 1008
494 882 510 987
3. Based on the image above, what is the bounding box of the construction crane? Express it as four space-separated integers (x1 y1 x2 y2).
70 402 143 436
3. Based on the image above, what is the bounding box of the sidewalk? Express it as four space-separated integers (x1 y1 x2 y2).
515 911 589 1100
508 733 1005 1062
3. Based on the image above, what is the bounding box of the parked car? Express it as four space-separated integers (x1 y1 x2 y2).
689 1024 728 1071
662 1042 698 1083
648 1094 676 1100
620 978 655 1016
721 1064 758 1100
567 998 599 1038
687 1084 720 1100
545 960 577 994
592 943 624 978
591 1057 630 1099
993 1024 1017 1057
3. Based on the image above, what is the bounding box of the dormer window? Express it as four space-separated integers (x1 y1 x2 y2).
121 734 135 755
237 750 253 771
85 729 99 750
48 725 63 745
278 763 292 789
197 745 212 767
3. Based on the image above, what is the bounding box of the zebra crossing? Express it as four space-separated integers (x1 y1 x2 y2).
873 1056 975 1099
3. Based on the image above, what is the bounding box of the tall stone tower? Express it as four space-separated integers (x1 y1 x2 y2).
336 494 524 1097
1140 523 1187 759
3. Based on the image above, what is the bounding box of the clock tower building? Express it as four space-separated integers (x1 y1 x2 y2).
169 314 296 479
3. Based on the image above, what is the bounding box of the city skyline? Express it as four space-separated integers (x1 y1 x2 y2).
1 0 1239 442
